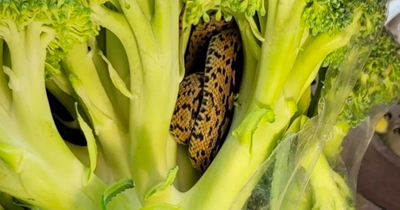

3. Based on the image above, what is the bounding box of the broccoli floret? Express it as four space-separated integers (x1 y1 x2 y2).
323 29 400 163
340 30 400 126
0 1 109 209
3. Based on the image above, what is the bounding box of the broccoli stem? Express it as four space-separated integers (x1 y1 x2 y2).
284 13 362 100
323 122 350 164
104 30 131 124
63 43 132 181
254 1 306 107
308 154 354 210
93 0 182 202
0 23 112 210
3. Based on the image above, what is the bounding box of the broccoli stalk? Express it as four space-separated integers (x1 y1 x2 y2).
80 0 183 204
0 1 118 209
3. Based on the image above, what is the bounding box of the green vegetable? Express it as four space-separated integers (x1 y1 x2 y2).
0 0 397 209
323 29 400 162
0 1 114 209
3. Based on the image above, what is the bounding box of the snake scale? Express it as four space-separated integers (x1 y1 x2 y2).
170 15 242 173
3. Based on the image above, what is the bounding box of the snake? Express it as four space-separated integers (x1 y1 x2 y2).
170 14 243 173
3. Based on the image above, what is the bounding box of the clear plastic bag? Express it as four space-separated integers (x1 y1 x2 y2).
237 27 394 210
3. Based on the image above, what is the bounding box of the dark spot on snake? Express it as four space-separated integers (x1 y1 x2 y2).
206 115 211 121
214 51 222 59
225 76 229 84
216 109 221 115
192 132 204 141
218 86 223 93
224 45 229 50
225 59 231 66
204 76 210 83
201 150 206 156
174 124 185 132
214 83 218 88
182 103 191 109
211 72 217 79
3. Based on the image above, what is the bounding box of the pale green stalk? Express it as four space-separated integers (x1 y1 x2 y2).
253 0 306 107
63 43 132 182
105 30 130 124
91 0 182 203
284 11 363 100
0 22 108 210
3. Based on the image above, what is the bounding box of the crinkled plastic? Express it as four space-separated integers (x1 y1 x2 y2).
234 21 396 210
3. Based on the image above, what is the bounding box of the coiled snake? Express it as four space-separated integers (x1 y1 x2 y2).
170 16 242 172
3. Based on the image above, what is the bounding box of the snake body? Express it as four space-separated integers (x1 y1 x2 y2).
170 16 242 172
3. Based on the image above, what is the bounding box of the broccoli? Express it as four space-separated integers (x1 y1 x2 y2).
0 1 120 209
323 29 400 162
280 26 400 210
0 0 395 209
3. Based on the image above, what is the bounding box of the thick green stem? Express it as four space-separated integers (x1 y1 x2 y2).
94 0 181 202
254 0 306 107
323 122 350 163
104 30 130 124
63 43 131 181
284 16 363 101
0 24 109 210
308 155 353 210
